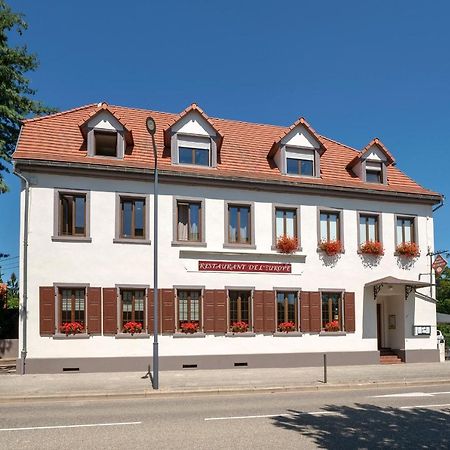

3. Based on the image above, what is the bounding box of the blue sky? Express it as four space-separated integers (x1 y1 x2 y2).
1 0 450 279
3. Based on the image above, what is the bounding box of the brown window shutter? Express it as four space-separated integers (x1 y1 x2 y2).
344 292 356 332
300 291 310 332
39 286 55 336
102 288 117 335
203 290 215 333
263 290 275 332
147 288 155 333
309 291 321 332
161 289 175 333
214 290 227 333
87 287 101 335
253 290 264 332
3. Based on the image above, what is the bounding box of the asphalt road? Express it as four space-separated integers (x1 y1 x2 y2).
1 384 450 449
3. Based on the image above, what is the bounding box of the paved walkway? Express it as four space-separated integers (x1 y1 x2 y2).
1 362 450 401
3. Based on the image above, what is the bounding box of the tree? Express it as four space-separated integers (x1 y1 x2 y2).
0 0 56 192
436 267 450 314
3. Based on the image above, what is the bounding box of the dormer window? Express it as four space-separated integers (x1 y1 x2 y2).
80 104 132 160
286 149 315 176
365 161 383 184
268 117 325 179
177 136 211 167
166 104 223 169
94 130 118 157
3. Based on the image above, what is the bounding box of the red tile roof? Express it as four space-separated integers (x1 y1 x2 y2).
13 102 440 199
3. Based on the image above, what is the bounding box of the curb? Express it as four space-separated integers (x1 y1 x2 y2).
1 378 450 403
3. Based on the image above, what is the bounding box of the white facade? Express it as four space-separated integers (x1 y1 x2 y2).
17 169 439 373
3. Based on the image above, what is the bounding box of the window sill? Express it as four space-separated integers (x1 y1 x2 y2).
225 332 256 337
52 236 92 243
53 333 90 339
223 244 257 250
271 245 303 253
115 333 151 339
273 331 302 337
173 332 206 338
319 331 347 336
171 241 207 248
316 248 345 255
113 238 151 245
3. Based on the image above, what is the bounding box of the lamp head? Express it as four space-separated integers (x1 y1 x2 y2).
146 116 156 135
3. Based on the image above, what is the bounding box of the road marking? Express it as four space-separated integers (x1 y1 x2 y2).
0 421 142 432
371 391 450 399
400 403 450 410
371 392 434 398
205 411 341 421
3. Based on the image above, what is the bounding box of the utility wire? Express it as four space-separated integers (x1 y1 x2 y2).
0 255 19 262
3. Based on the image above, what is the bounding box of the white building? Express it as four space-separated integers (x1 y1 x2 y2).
13 102 442 374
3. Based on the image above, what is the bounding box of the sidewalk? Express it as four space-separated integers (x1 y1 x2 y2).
1 362 450 402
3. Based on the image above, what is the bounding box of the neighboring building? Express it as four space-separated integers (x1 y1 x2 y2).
13 102 442 373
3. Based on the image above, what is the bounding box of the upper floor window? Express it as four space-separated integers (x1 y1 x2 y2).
396 216 415 244
177 136 211 167
120 197 145 239
94 130 118 157
177 201 201 241
59 193 86 237
275 208 297 239
60 288 86 328
365 161 383 184
286 149 315 176
227 204 251 245
320 211 340 241
359 214 379 244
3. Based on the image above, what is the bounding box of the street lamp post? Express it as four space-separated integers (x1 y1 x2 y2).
146 116 159 390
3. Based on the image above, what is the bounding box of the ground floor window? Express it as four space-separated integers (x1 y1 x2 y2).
121 289 145 330
228 290 252 329
60 288 86 328
177 289 201 330
276 291 298 328
321 292 342 331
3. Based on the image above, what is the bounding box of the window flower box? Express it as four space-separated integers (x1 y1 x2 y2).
180 321 200 334
122 321 143 335
318 240 343 256
396 242 420 258
276 235 299 254
324 320 340 332
230 321 249 333
360 240 384 256
278 321 296 333
59 321 84 336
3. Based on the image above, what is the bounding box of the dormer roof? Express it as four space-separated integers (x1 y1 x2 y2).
163 103 223 149
268 117 326 158
347 138 395 170
78 102 134 146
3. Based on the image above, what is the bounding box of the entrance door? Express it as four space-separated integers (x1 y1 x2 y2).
376 304 382 349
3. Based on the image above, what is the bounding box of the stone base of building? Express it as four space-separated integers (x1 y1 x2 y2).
18 351 381 374
393 349 440 363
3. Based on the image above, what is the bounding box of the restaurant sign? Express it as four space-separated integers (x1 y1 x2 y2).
198 261 291 273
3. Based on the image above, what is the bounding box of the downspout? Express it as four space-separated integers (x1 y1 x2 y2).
12 125 30 375
432 197 444 213
13 167 29 375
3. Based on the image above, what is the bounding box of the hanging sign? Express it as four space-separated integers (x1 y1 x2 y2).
198 261 291 273
432 255 447 277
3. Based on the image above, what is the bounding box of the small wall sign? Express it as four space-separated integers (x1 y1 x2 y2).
198 261 292 273
389 315 396 330
413 325 431 336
